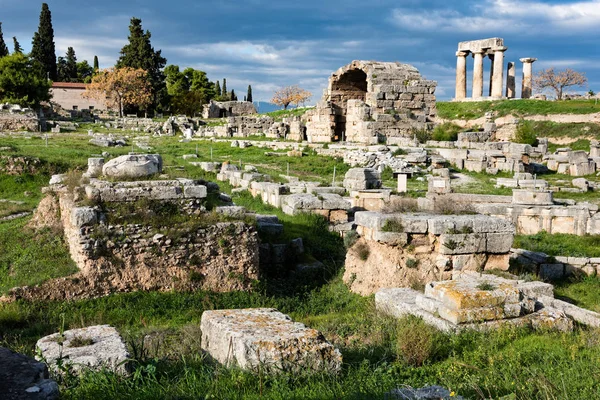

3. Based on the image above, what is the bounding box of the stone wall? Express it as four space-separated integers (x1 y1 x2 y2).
0 110 39 132
344 212 515 295
202 101 257 119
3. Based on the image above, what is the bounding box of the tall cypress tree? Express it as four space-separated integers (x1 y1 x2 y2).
231 89 237 101
93 55 99 71
13 37 22 54
116 17 167 113
65 47 77 81
247 85 253 103
31 3 57 80
0 23 8 57
222 79 227 99
215 81 221 97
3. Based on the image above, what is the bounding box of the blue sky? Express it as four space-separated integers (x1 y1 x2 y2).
1 0 599 102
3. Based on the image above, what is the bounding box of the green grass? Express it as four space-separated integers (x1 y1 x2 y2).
529 121 600 141
513 232 600 258
263 107 312 121
0 218 78 293
437 99 600 121
555 276 600 313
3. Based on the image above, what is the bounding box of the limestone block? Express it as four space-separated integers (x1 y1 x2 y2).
86 157 105 178
70 207 98 228
36 325 129 375
320 193 351 210
537 296 600 328
484 254 510 271
439 233 486 255
329 210 349 224
342 168 381 191
49 174 66 185
424 279 520 310
200 309 342 373
281 194 323 215
486 233 513 253
0 347 59 400
102 154 162 179
373 231 408 246
183 185 207 199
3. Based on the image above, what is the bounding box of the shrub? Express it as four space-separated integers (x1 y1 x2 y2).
514 120 539 146
431 123 462 142
353 241 370 261
477 282 496 291
395 316 443 367
381 197 418 213
343 230 359 249
433 197 477 215
405 258 419 269
382 218 404 233
412 128 432 144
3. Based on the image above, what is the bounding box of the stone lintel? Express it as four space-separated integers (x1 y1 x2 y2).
458 38 504 53
456 51 469 57
520 57 538 63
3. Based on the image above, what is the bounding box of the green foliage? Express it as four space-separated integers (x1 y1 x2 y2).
395 316 444 366
477 282 497 291
381 218 404 233
57 47 79 82
514 120 539 146
164 65 216 115
0 53 51 107
68 336 94 348
354 241 370 261
0 22 8 57
116 17 167 113
514 232 600 258
93 55 99 71
247 85 253 103
555 275 600 312
76 60 94 83
412 128 432 143
431 122 462 142
12 37 22 54
343 230 359 249
264 107 311 121
30 3 57 80
405 258 419 269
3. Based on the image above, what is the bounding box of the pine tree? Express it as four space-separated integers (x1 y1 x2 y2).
222 79 227 99
65 47 78 81
13 37 22 54
31 3 57 80
215 81 221 97
231 89 237 101
93 55 99 71
247 85 253 103
0 23 8 57
116 17 167 113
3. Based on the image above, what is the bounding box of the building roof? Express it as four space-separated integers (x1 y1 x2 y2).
51 82 88 89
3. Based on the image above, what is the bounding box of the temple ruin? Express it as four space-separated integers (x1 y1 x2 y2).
454 38 536 101
303 60 437 144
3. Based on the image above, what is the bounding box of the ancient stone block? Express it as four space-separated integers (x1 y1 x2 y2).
0 347 59 400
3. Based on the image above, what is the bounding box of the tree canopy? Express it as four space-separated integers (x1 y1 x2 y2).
0 23 8 58
164 65 216 115
271 85 312 109
116 17 167 114
0 53 51 107
533 68 588 100
13 37 22 54
31 3 57 80
247 85 253 103
84 67 152 117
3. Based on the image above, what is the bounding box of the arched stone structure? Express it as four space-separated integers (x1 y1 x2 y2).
304 60 437 144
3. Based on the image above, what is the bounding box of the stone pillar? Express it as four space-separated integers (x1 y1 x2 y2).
472 50 485 99
491 47 507 98
397 173 408 193
520 58 537 99
488 54 494 97
455 51 468 100
506 62 516 98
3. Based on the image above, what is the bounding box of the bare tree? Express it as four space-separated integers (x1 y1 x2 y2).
271 85 312 110
533 68 587 100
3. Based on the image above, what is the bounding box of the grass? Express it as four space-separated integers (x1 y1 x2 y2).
263 107 312 121
437 99 600 121
513 232 600 258
555 276 600 313
530 121 600 141
0 218 78 293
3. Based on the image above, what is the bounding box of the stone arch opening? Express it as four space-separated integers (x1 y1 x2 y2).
330 69 368 141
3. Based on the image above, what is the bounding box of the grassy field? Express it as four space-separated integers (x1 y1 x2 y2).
1 132 600 398
514 232 600 258
437 99 600 120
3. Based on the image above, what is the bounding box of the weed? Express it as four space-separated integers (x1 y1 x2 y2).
444 240 459 251
68 336 95 348
395 316 444 367
343 231 359 249
405 258 419 269
477 282 496 291
353 241 370 261
382 218 404 233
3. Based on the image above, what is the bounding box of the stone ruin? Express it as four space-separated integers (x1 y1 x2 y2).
454 37 537 101
304 60 437 144
0 104 40 132
202 100 257 119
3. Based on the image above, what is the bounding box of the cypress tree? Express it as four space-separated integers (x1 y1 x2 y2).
247 85 253 103
215 81 221 97
116 17 167 113
222 79 227 99
93 55 99 71
13 37 22 54
31 3 57 80
231 89 236 101
65 47 77 81
0 23 8 57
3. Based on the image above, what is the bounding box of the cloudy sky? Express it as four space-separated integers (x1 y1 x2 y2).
1 0 599 102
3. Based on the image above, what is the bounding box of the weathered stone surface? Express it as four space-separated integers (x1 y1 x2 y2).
537 296 600 327
70 207 97 228
36 325 129 375
0 347 59 400
102 154 163 179
386 385 464 400
200 308 342 374
343 168 382 191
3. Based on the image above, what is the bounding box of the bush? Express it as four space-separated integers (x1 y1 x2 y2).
395 316 444 367
382 218 404 233
412 128 432 144
405 258 419 269
431 123 462 142
514 120 539 146
381 197 418 213
433 197 477 215
343 230 359 249
353 241 370 261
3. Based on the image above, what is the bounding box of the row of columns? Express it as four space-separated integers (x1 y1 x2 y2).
455 49 536 100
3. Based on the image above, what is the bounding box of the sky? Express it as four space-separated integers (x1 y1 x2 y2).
1 0 599 103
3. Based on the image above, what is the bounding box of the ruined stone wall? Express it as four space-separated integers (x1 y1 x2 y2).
202 101 257 119
0 112 39 132
0 155 44 175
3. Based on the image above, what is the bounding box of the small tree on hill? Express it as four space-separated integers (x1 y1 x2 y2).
0 23 9 58
271 85 312 110
84 67 152 117
215 81 221 97
93 55 99 71
533 68 587 100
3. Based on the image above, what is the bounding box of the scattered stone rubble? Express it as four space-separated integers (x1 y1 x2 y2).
36 325 129 375
376 271 596 333
511 248 600 280
200 308 342 374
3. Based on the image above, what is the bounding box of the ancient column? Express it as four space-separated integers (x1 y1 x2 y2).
472 50 485 99
520 58 537 99
455 51 468 100
488 54 494 96
506 62 516 98
491 46 507 98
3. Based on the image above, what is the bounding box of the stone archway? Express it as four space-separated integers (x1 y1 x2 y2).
330 69 368 141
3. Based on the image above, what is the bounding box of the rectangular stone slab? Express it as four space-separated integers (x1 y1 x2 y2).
200 308 342 374
424 279 520 310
